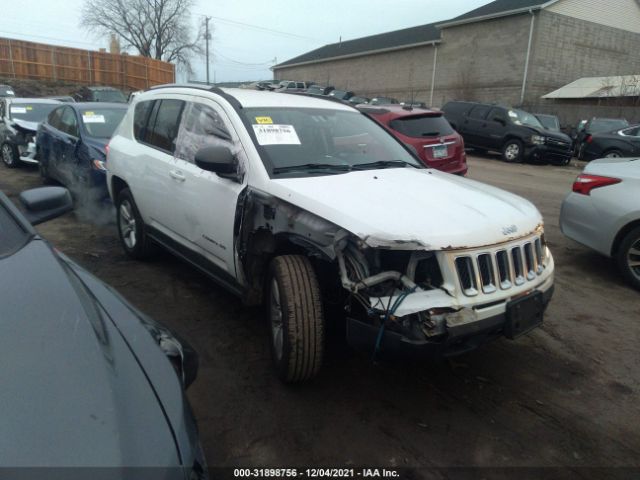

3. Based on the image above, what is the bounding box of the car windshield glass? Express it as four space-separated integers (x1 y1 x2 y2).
537 116 559 130
93 90 127 103
9 103 59 122
80 108 127 138
390 115 454 138
591 119 629 133
508 109 543 128
243 107 421 177
0 202 29 257
0 86 14 96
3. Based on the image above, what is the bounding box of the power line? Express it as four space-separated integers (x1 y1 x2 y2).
194 12 322 42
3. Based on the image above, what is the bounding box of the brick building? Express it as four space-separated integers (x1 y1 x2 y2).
272 0 640 110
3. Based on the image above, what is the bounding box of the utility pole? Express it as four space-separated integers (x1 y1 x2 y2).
204 16 212 84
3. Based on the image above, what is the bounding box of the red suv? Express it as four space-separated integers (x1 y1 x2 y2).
359 105 467 175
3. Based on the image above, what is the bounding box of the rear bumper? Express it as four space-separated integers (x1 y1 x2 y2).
346 281 554 358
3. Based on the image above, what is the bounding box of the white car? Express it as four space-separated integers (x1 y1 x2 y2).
107 85 555 383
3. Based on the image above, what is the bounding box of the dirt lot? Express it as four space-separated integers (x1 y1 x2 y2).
1 155 639 476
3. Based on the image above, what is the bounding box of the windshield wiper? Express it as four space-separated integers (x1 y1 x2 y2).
351 160 416 171
273 163 352 174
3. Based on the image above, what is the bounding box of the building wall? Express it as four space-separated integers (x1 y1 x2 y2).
431 13 533 107
546 0 640 34
273 45 436 101
526 10 640 104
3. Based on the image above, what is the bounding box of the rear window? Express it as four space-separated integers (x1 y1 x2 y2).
9 102 59 123
92 89 127 103
468 105 490 120
80 108 126 138
134 100 154 141
390 115 454 138
0 203 30 258
146 99 185 153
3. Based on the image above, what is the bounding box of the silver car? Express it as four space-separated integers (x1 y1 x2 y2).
560 157 640 290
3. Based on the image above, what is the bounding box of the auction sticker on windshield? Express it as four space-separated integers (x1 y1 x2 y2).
253 124 301 145
82 112 106 123
10 107 27 114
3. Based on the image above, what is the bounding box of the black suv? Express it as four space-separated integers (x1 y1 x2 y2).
442 101 572 165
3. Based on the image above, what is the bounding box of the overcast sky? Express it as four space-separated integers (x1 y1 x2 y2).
1 0 490 83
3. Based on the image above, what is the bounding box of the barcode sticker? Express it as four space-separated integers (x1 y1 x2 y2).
10 107 27 114
82 114 105 123
252 124 301 145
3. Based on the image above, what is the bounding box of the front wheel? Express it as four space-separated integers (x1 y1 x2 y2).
267 255 324 383
1 143 19 168
616 227 640 290
502 140 523 163
116 188 157 260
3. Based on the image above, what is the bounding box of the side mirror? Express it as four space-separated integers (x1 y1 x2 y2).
19 187 73 225
194 145 241 182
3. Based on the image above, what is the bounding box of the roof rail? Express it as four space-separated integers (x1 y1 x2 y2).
283 91 357 109
147 83 243 109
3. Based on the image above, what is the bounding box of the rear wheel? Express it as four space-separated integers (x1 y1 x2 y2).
1 143 19 168
267 255 324 383
616 227 640 290
604 149 623 158
502 139 523 163
116 188 157 259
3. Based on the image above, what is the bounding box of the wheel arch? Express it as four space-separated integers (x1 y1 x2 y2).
110 175 129 201
611 218 640 256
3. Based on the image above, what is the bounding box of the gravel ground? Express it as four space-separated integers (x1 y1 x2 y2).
1 154 638 478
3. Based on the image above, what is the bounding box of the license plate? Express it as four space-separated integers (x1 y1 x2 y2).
504 292 544 339
432 144 448 158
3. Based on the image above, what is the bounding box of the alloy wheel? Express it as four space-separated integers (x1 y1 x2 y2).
505 143 520 161
2 144 15 166
119 200 137 249
628 241 640 281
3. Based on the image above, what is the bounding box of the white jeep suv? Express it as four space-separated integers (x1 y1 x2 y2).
107 85 555 383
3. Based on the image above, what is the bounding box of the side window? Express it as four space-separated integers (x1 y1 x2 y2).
0 100 5 119
287 82 296 89
296 82 305 89
468 105 490 120
146 99 185 153
59 107 79 137
175 102 233 164
48 107 63 129
488 108 506 123
622 126 640 137
133 100 155 142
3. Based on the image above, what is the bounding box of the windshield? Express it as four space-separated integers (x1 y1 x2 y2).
508 109 543 128
243 107 421 177
537 115 559 131
0 86 15 96
390 114 454 138
93 90 127 103
80 108 127 138
9 102 59 123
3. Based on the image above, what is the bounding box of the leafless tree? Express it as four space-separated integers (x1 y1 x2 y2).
80 0 203 74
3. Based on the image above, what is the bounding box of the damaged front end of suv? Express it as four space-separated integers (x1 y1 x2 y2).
237 189 555 362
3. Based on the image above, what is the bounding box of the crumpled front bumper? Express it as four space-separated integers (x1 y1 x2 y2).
346 277 554 358
18 141 39 164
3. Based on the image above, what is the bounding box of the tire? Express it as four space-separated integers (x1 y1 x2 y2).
604 149 623 158
1 143 19 168
267 255 324 383
116 188 157 260
616 226 640 291
502 139 523 163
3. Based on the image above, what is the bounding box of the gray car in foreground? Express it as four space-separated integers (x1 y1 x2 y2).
560 157 640 289
0 187 206 477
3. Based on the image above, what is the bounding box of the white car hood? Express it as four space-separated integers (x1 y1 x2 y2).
268 168 543 250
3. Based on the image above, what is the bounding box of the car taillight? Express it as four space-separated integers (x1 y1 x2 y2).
572 174 621 195
585 134 593 143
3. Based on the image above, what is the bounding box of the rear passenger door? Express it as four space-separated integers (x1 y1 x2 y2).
169 98 247 277
131 98 186 233
52 106 81 185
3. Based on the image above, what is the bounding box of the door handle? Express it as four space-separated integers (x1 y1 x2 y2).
169 169 186 182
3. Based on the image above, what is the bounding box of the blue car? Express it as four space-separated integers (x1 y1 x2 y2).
37 102 128 201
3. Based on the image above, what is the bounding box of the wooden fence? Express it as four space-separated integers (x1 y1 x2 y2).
0 37 175 90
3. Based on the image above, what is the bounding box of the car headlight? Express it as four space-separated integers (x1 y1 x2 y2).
92 159 107 171
531 135 545 145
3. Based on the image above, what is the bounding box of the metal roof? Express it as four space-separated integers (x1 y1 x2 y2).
437 0 555 28
273 23 441 69
542 75 640 99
